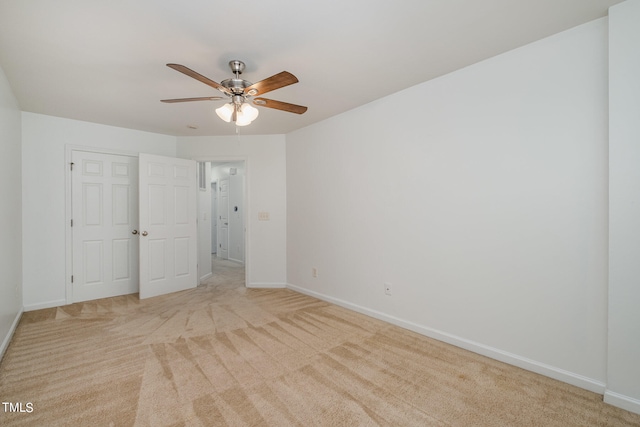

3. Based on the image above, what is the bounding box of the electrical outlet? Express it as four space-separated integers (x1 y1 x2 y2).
384 282 392 296
312 267 318 278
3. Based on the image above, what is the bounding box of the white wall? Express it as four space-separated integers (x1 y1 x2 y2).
607 0 640 415
287 19 609 392
177 135 287 287
21 113 176 309
0 64 23 359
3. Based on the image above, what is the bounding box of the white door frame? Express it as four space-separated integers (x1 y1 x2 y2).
65 144 141 305
211 181 218 255
193 156 249 288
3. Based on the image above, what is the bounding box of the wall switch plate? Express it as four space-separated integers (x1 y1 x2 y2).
312 267 318 278
258 211 270 221
384 282 392 295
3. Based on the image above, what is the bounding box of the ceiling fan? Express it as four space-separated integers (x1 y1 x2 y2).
161 60 307 126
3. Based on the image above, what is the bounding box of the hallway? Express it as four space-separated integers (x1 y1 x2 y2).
202 256 245 289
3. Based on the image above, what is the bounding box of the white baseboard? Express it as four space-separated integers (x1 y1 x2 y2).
248 282 286 289
0 308 23 362
199 272 213 284
23 299 67 312
605 390 640 415
287 283 606 394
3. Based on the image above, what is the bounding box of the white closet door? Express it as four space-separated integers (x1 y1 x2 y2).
138 153 197 299
71 151 139 302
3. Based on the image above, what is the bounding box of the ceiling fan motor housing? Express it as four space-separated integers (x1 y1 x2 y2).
229 60 245 75
221 78 252 96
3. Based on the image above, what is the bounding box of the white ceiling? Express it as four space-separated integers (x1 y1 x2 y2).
0 0 623 137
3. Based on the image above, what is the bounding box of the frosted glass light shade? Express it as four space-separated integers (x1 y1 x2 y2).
242 103 259 121
215 103 234 122
235 103 259 126
216 102 259 126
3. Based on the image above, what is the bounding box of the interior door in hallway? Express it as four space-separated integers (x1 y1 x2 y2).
211 181 217 254
71 151 139 302
218 178 229 260
138 153 197 299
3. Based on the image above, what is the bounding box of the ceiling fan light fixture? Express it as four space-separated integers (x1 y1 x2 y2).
235 103 259 126
243 103 259 121
215 103 234 122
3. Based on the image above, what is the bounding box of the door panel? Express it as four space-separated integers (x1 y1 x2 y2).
219 178 229 259
112 239 131 280
113 185 131 225
83 183 103 225
148 185 166 224
228 173 245 263
83 240 103 284
71 151 139 302
175 237 190 276
139 153 197 299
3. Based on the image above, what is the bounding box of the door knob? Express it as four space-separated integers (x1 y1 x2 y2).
132 230 138 235
141 231 148 236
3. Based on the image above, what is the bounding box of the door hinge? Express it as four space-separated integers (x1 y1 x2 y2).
71 219 73 227
70 162 74 171
71 275 74 283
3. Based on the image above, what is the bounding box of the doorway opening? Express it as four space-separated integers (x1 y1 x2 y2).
197 160 247 287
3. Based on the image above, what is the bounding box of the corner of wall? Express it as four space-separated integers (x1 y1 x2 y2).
0 309 23 362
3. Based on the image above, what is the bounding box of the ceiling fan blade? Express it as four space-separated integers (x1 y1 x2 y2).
166 64 231 95
161 96 223 103
245 71 298 96
253 98 308 114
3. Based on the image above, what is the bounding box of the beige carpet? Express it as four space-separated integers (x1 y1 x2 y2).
1 258 639 426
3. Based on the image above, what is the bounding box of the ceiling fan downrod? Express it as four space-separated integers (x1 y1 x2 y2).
229 60 245 77
220 60 252 98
